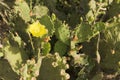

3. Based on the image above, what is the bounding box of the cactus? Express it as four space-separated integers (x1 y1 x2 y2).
54 20 70 45
100 22 120 72
37 53 70 80
75 22 105 43
33 5 48 19
41 42 51 56
40 15 55 36
14 1 31 22
75 23 93 43
91 72 103 80
19 58 42 80
0 59 19 80
106 0 120 18
2 34 28 74
54 40 68 56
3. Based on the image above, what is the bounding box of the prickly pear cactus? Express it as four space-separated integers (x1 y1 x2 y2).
100 22 120 72
19 58 42 80
41 42 51 56
37 53 70 80
2 34 28 74
54 40 68 56
75 22 105 43
14 1 31 22
40 15 55 36
54 20 70 45
33 5 49 19
0 59 19 80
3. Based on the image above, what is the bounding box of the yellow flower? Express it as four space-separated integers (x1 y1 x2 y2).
28 21 48 37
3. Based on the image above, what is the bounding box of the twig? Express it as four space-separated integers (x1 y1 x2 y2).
28 32 35 51
96 33 101 64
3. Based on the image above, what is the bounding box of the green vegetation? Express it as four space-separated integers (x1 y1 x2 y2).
0 0 120 80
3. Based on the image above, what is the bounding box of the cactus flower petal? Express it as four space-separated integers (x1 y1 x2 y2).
28 21 48 37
